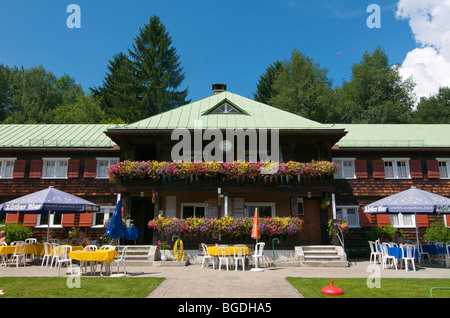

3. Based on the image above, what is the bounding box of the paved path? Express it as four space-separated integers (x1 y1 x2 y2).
1 260 450 298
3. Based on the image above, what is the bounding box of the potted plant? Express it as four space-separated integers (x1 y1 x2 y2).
158 240 171 261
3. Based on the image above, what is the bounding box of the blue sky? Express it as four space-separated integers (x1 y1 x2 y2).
0 1 428 102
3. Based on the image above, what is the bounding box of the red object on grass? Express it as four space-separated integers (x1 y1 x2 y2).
321 279 343 295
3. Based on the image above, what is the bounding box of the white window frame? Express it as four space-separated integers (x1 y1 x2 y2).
36 212 63 228
436 158 450 179
96 157 119 179
181 203 206 219
335 206 360 228
42 158 69 179
93 206 115 228
382 158 411 179
332 158 356 179
244 202 276 218
390 213 416 228
0 158 16 179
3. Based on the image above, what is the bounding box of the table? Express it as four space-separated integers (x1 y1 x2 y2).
421 244 447 256
386 246 419 259
207 245 249 256
68 249 118 276
0 243 44 256
122 227 142 241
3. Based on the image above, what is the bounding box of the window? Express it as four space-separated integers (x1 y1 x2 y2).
37 212 62 228
245 202 275 218
336 206 359 228
181 204 205 218
333 158 355 179
209 102 242 114
383 158 410 179
93 206 115 228
96 158 119 178
390 213 416 228
437 158 450 179
0 158 15 179
42 158 69 179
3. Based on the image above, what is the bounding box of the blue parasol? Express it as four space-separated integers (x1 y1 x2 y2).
105 200 124 239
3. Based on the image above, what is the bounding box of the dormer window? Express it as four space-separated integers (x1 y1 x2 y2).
202 99 248 115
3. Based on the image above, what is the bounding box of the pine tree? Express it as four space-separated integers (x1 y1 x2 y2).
253 61 283 105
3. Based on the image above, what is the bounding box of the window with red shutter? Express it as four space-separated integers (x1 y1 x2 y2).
78 213 93 227
23 214 37 227
376 214 390 226
6 212 19 224
67 159 80 178
83 159 97 178
416 214 429 227
358 207 372 226
409 159 423 178
355 160 368 179
12 160 26 179
372 160 385 178
426 160 440 178
29 160 43 178
62 214 75 227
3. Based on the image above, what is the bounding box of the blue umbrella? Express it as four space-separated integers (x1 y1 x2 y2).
364 186 450 243
105 200 123 239
0 186 100 241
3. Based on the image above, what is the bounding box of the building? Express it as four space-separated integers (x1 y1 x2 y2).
0 84 449 250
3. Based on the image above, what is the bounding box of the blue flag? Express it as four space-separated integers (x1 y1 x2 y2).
105 200 124 239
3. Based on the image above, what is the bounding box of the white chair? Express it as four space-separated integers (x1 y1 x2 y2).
10 241 25 245
41 242 53 267
252 242 266 269
10 243 27 267
218 245 230 271
418 244 431 264
380 243 397 270
99 245 118 275
83 245 98 274
0 242 8 266
50 243 60 267
114 246 128 275
233 245 247 272
56 245 72 276
200 243 215 269
25 238 37 244
402 245 416 271
48 239 60 244
100 245 115 250
369 241 382 264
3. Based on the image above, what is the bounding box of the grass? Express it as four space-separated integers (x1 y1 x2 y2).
286 277 450 298
0 277 165 298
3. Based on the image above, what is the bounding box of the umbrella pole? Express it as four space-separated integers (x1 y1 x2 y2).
415 212 420 245
46 210 51 242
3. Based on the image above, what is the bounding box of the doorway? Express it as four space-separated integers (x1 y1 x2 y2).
130 198 154 244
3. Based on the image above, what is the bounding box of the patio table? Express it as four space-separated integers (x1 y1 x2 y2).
386 246 419 259
207 245 249 256
68 249 118 276
0 243 44 256
421 244 447 256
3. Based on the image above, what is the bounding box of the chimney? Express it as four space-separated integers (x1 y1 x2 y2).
212 83 227 94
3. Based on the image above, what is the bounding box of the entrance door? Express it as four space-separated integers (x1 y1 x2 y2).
131 198 154 244
298 200 321 245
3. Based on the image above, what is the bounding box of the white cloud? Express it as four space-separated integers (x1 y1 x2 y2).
396 0 450 98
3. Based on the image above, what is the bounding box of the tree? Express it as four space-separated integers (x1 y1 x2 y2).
253 60 283 105
332 46 415 124
411 87 450 124
257 49 336 123
128 15 189 118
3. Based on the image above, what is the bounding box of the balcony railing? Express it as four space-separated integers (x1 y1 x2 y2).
107 160 339 186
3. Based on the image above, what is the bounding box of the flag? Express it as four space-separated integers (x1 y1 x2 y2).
251 208 260 240
105 200 124 239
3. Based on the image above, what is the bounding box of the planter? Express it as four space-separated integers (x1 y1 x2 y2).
160 251 168 261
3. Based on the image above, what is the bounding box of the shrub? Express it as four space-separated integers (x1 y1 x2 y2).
424 221 450 243
1 223 34 244
366 225 402 242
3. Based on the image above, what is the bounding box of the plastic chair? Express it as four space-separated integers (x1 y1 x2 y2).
113 246 128 275
50 243 60 267
369 241 382 264
98 245 118 275
218 245 230 271
233 245 247 271
402 245 416 271
418 244 431 264
25 238 37 244
41 242 53 267
56 245 72 276
252 242 266 269
83 245 98 274
48 239 60 244
200 243 215 269
100 245 115 250
10 243 27 267
380 243 397 270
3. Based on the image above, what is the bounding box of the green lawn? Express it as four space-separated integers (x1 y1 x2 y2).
286 277 450 298
0 277 165 298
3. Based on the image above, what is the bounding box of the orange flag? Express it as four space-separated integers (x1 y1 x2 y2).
251 208 260 240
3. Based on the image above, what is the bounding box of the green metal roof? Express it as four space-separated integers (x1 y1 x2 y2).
334 124 450 148
111 91 331 130
0 124 121 148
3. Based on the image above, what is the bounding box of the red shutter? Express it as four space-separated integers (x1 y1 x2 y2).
409 160 423 178
355 160 368 178
416 214 429 227
359 206 372 226
376 214 390 226
6 212 19 224
23 214 37 227
67 159 80 178
12 160 26 179
78 213 93 227
372 160 385 179
445 215 450 226
62 213 75 227
426 160 440 179
29 160 43 178
83 159 97 178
